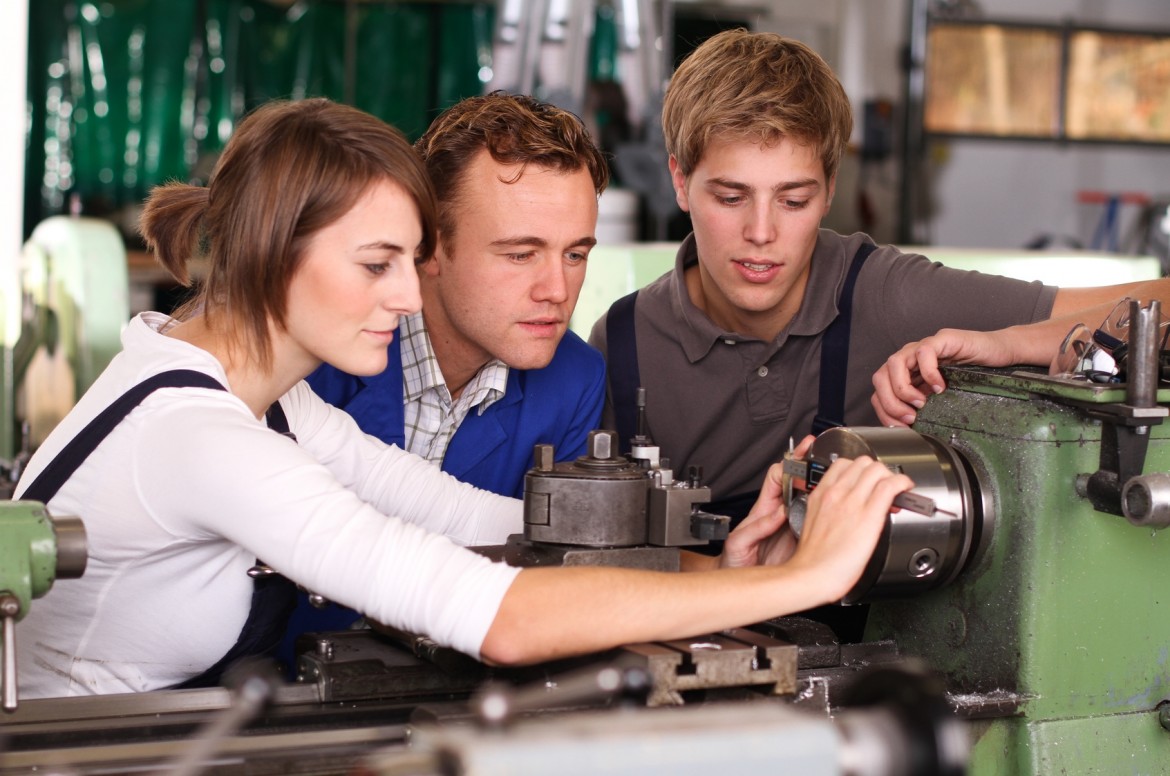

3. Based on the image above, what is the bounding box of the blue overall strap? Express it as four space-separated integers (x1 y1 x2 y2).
606 290 642 453
811 241 878 435
264 399 294 441
12 366 296 691
18 369 226 503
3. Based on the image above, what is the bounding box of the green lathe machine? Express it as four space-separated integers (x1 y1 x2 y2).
789 299 1170 775
1 215 128 494
0 502 86 711
868 365 1170 774
2 232 1168 773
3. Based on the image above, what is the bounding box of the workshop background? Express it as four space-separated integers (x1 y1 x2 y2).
3 0 1170 536
10 0 1170 255
3 0 1169 457
3 3 1170 775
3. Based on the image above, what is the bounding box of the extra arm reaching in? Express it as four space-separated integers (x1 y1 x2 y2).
872 278 1170 427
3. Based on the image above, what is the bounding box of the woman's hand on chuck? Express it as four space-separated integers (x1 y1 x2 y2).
785 455 913 602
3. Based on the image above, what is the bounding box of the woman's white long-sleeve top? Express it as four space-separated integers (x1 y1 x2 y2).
15 313 523 697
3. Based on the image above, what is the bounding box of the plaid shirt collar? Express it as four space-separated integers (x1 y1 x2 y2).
399 311 508 414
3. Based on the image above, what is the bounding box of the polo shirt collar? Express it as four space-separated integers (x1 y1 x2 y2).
667 230 848 363
668 234 730 363
790 231 850 337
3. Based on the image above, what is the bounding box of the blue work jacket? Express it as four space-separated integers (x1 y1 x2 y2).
305 329 606 498
277 330 605 673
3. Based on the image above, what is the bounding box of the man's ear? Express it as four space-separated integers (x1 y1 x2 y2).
420 241 447 278
823 173 837 215
668 155 690 213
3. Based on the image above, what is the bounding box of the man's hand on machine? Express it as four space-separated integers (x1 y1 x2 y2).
871 328 1013 426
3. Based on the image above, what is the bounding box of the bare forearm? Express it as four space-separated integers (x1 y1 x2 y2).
481 457 910 666
1002 283 1170 368
994 315 1084 367
1050 278 1170 320
679 550 720 572
480 563 824 666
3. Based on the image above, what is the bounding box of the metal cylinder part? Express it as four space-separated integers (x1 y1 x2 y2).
804 427 991 604
1127 299 1161 409
52 514 87 580
1121 472 1170 528
523 430 649 547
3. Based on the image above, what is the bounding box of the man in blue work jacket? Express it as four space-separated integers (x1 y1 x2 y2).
279 93 609 668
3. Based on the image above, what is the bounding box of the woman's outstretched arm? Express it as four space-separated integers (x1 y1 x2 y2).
480 455 910 665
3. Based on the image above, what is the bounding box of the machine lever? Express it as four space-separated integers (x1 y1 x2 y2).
2 594 20 712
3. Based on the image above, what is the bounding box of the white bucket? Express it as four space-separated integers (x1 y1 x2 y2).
596 187 639 245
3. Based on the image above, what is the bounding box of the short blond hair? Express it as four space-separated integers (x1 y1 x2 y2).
662 29 853 181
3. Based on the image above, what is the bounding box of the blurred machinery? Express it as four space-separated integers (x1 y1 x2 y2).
488 0 666 126
0 216 129 495
3 303 1170 774
0 502 86 713
488 0 679 239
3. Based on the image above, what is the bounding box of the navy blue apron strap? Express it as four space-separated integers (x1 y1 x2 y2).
264 399 294 441
18 369 226 503
606 290 641 453
811 242 879 436
169 569 297 689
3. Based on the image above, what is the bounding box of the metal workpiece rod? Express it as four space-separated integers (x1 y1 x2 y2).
2 594 20 712
473 662 650 727
153 665 278 776
1126 299 1161 409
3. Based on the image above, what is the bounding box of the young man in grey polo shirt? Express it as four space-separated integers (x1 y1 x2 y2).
589 29 1170 528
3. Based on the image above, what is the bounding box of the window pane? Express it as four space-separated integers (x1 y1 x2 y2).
925 23 1063 138
1066 31 1170 142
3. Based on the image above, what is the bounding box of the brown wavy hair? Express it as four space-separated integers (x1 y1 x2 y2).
414 91 608 239
139 98 438 370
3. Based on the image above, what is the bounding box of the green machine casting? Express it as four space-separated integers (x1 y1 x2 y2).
1 216 128 491
0 501 86 712
789 300 1170 775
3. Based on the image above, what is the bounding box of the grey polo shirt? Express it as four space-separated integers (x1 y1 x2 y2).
588 229 1057 503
